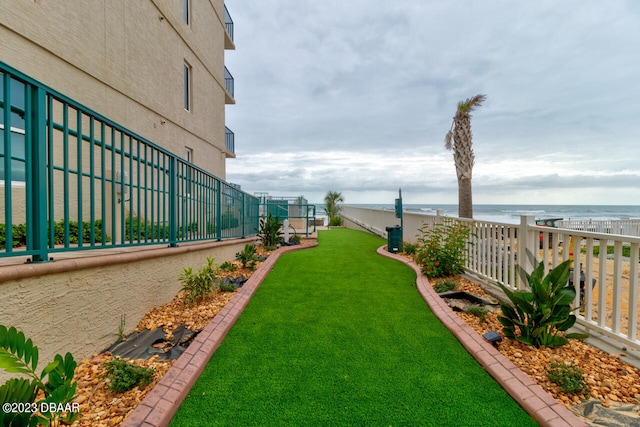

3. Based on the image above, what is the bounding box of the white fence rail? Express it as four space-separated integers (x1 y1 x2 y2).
558 219 640 237
342 206 640 354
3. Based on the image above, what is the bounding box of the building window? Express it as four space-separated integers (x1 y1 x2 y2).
184 147 193 163
183 0 190 25
183 62 191 111
0 74 26 183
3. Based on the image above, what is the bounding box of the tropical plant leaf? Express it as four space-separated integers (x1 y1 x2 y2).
553 288 576 306
566 332 590 340
0 378 38 404
497 316 513 328
516 336 533 346
547 260 571 291
554 315 577 331
0 326 40 378
0 378 39 427
547 335 569 348
497 260 588 348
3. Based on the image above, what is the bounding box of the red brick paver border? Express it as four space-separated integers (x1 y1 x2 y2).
377 246 587 427
121 242 318 427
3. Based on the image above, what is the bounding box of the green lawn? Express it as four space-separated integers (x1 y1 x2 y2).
171 228 538 426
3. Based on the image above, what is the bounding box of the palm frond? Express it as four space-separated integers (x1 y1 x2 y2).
444 130 453 150
458 94 487 114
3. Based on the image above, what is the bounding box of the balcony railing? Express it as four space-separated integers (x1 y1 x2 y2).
225 126 234 154
0 61 258 262
224 4 234 43
224 66 234 103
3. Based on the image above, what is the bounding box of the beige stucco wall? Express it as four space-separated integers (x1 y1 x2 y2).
0 0 232 178
0 238 254 383
0 0 241 381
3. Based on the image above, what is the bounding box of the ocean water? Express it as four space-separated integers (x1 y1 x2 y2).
341 204 640 225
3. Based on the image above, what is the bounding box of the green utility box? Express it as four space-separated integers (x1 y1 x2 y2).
385 225 402 253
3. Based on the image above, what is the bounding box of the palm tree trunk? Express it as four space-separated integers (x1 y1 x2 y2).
458 177 473 218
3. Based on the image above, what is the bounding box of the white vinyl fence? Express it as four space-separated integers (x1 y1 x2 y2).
342 206 640 354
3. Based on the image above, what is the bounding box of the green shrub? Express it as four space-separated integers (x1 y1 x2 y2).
328 215 343 226
414 219 471 278
220 261 237 272
235 244 258 270
219 281 237 293
125 216 168 241
497 260 589 348
103 357 155 393
546 360 589 398
0 325 80 426
464 306 489 323
0 223 27 248
1 219 109 248
178 257 221 305
289 234 301 244
221 212 240 230
259 213 282 248
433 278 457 293
402 242 417 255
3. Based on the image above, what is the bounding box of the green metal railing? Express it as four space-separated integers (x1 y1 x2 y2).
255 194 317 237
0 62 259 262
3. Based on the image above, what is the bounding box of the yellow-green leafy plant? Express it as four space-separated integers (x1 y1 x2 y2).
0 326 80 426
178 257 221 305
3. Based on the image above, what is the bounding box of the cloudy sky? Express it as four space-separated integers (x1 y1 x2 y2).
224 0 640 205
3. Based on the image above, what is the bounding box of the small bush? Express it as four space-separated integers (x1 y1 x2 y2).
497 260 589 348
220 261 237 272
402 242 417 255
464 306 489 323
328 215 343 226
414 219 472 278
125 216 168 241
235 244 258 270
433 278 457 293
289 234 301 244
103 357 155 393
178 257 221 305
546 360 589 398
259 213 283 248
219 281 237 293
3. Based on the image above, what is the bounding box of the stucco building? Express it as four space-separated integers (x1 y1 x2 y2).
0 0 236 180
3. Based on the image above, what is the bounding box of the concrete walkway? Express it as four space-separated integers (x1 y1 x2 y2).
122 239 586 427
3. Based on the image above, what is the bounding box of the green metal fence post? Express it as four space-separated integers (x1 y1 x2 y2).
2 71 13 253
168 155 178 247
240 191 245 238
26 85 49 262
215 179 222 240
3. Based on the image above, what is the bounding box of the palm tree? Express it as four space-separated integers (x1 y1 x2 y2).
445 94 486 219
324 191 344 226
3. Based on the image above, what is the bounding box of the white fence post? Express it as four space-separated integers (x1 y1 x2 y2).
518 215 536 290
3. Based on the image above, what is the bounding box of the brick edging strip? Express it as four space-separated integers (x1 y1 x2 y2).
376 246 587 427
122 242 318 427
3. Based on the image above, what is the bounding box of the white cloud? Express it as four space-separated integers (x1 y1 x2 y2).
225 0 640 206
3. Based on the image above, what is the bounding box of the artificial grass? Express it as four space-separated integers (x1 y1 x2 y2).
170 228 538 426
